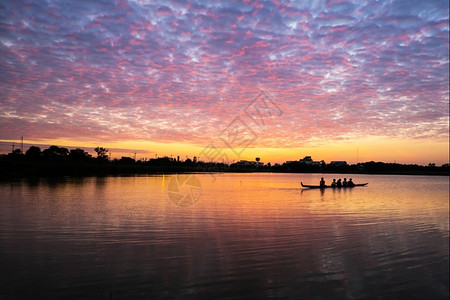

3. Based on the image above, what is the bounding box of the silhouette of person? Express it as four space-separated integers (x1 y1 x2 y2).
337 179 342 187
320 177 325 188
331 179 337 187
348 178 355 187
343 178 348 187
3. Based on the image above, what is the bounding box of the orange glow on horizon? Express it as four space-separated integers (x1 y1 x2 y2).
2 136 448 166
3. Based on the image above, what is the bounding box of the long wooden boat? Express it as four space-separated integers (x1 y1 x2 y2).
301 182 368 189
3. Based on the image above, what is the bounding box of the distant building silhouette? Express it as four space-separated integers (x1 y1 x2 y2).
299 156 313 164
236 160 263 167
296 156 323 166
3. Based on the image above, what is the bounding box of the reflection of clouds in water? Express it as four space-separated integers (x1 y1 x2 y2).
0 173 447 299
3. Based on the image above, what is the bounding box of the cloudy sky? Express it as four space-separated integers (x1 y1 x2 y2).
0 0 448 164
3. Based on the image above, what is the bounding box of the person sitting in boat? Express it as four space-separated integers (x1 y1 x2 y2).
342 178 348 187
348 178 355 187
331 179 337 187
336 179 342 187
320 177 325 188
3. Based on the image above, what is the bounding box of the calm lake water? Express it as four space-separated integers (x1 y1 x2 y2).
0 173 448 299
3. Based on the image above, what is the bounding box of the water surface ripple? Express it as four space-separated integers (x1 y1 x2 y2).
0 174 448 299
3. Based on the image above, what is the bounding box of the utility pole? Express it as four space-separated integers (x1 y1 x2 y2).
21 136 24 153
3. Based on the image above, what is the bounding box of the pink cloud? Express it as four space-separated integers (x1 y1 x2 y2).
0 0 448 153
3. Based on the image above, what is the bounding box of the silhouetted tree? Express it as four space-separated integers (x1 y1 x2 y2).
42 146 69 160
69 148 92 161
119 156 135 164
25 146 41 159
94 147 109 161
8 149 24 159
13 149 22 155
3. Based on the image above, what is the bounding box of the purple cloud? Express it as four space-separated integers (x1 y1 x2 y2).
0 0 448 152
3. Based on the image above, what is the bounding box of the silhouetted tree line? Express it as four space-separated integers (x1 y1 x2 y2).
228 161 449 175
7 145 93 161
1 145 448 177
0 145 230 177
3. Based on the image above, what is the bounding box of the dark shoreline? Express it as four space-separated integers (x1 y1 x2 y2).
1 159 448 179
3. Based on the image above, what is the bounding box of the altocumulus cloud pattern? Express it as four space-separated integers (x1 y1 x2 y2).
0 0 448 147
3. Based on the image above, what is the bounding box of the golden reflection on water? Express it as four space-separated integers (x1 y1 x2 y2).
6 174 448 237
0 173 448 299
192 173 448 224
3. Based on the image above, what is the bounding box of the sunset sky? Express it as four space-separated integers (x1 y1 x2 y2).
1 0 448 165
